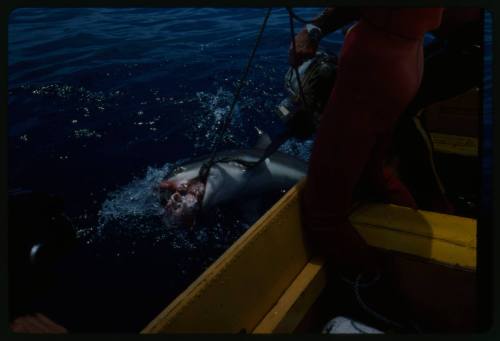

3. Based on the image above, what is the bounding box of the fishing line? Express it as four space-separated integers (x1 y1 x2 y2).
287 7 307 108
242 7 312 169
199 8 273 182
199 7 312 178
352 273 405 330
195 7 313 222
286 7 317 24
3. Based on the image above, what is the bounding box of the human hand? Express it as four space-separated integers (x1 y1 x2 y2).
288 28 319 67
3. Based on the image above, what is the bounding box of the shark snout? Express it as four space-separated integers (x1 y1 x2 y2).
159 177 206 228
171 192 182 203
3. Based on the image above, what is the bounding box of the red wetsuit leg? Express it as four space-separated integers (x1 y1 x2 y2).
360 133 418 209
382 164 418 208
302 9 443 267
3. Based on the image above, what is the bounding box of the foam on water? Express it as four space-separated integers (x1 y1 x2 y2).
279 137 314 162
78 157 254 253
82 135 314 251
12 79 315 254
98 163 172 224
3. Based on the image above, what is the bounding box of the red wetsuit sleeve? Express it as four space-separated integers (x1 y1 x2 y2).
361 8 444 39
302 8 444 272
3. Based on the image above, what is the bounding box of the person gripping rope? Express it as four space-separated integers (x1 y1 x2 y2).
290 8 445 275
289 8 481 218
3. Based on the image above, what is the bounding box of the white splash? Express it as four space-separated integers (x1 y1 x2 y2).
98 163 172 225
279 138 314 162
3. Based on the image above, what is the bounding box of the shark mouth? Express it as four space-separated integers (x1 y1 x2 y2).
159 178 206 228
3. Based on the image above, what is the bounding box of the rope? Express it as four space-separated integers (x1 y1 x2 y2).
352 274 405 330
199 7 310 181
199 8 272 182
341 272 423 333
237 7 313 170
287 7 307 107
340 272 381 288
286 7 317 24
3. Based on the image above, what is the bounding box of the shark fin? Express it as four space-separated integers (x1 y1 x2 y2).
254 126 272 150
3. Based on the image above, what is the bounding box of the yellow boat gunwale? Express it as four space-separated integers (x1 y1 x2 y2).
142 178 477 334
142 83 480 334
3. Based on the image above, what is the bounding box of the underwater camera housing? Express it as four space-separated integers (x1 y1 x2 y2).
277 50 338 139
8 190 76 267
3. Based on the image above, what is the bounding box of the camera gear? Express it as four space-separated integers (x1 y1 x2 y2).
9 190 76 319
277 50 338 139
9 190 76 267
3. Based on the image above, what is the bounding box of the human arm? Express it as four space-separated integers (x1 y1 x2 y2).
289 7 360 67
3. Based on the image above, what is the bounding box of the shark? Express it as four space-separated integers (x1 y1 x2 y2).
158 132 307 227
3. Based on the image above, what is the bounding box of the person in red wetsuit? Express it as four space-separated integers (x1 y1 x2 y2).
290 8 444 274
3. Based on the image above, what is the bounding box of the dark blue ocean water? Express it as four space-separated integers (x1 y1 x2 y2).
8 8 332 332
8 8 334 221
8 8 492 332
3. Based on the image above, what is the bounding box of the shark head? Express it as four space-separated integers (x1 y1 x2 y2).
159 177 206 228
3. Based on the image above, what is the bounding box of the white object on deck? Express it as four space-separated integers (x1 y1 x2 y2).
322 316 384 334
